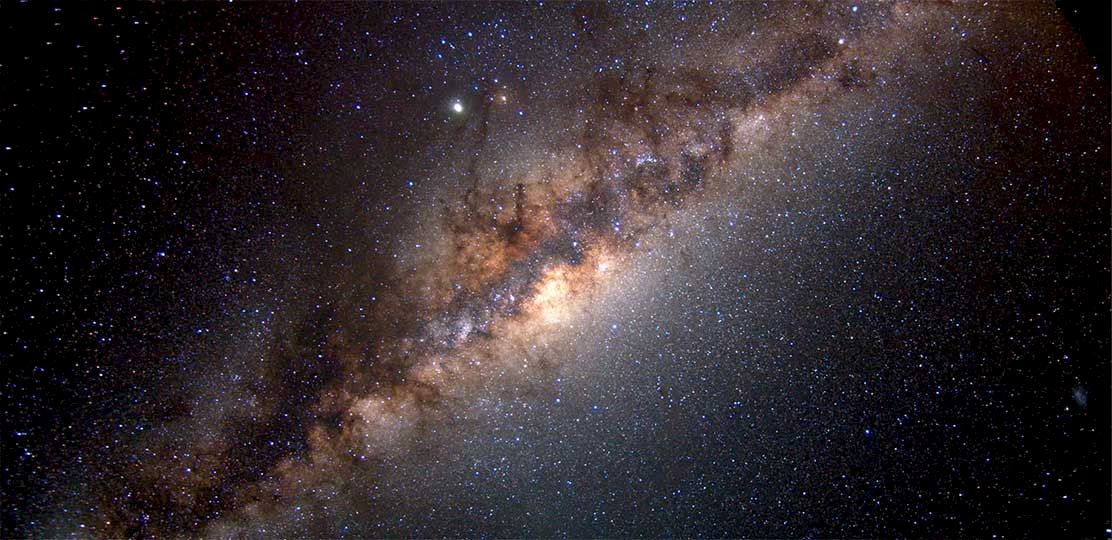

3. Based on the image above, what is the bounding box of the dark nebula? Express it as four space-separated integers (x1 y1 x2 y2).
2 1 1109 538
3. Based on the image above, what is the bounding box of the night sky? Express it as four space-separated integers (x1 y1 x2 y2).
2 1 1110 538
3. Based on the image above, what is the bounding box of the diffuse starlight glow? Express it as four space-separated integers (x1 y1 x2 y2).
55 2 1106 537
95 5 919 534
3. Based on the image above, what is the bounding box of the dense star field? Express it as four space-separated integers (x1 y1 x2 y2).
2 1 1110 538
